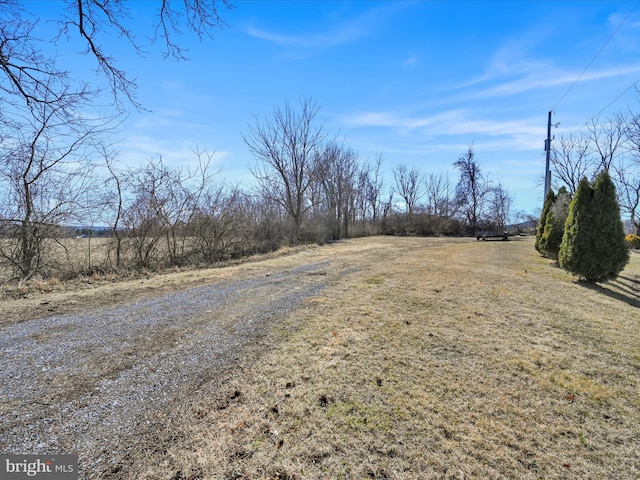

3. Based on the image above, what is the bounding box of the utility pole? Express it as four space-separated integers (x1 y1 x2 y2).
544 111 552 197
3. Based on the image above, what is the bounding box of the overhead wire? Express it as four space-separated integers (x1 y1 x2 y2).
552 0 640 112
573 77 640 135
544 2 640 199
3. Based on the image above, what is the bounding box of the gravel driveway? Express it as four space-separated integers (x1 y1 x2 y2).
0 259 346 478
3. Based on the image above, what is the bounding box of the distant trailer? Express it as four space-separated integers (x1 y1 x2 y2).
476 231 509 241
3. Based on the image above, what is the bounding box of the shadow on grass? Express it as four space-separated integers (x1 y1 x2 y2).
579 279 640 309
618 274 640 284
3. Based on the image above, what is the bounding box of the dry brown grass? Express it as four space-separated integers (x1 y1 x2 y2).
108 236 640 480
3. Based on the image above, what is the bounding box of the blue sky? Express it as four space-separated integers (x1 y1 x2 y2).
28 0 640 215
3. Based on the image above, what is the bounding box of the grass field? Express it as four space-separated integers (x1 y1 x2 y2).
107 236 640 480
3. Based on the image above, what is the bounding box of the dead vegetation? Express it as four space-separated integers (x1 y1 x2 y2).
99 236 639 479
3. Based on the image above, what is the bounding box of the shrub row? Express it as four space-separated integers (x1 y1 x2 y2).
537 171 630 283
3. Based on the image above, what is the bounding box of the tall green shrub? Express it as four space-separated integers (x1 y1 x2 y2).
559 172 629 282
540 187 571 261
535 188 556 255
592 170 630 277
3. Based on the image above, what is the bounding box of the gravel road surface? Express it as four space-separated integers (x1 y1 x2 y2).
0 259 350 478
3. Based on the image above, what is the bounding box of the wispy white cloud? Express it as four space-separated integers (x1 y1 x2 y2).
446 25 640 105
246 26 360 48
344 109 541 134
607 9 640 52
118 132 229 169
450 26 551 90
468 64 640 99
245 2 408 49
133 109 187 130
404 56 418 68
341 109 546 152
341 109 462 130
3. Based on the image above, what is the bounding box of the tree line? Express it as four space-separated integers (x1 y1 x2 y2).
0 93 521 282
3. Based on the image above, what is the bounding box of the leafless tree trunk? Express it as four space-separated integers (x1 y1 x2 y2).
550 132 595 195
245 98 325 244
315 142 360 240
393 164 424 217
454 145 488 234
362 153 384 225
615 167 640 234
586 113 626 172
425 172 456 217
488 183 513 232
0 86 109 280
103 153 125 268
619 110 640 234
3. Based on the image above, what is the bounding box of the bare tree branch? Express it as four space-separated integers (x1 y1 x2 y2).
550 132 595 195
244 98 325 243
586 113 626 172
454 145 489 233
0 84 113 279
1 1 232 110
393 164 424 217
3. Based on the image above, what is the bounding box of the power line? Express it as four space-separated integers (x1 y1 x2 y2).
552 0 640 111
574 77 640 134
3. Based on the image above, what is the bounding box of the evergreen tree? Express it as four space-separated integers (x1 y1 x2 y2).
591 170 629 278
559 177 595 279
540 187 571 261
559 172 629 282
535 188 556 255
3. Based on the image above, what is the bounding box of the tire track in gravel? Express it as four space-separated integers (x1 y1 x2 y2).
0 259 357 477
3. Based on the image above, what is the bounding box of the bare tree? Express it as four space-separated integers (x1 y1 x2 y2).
619 110 640 234
362 153 385 224
487 183 513 232
0 3 80 110
512 210 539 233
550 132 595 194
393 164 424 217
454 145 489 233
586 113 626 172
616 167 640 234
102 150 125 268
192 184 244 262
245 194 287 253
1 0 232 110
0 88 108 279
315 142 360 240
424 171 456 217
245 98 325 244
122 151 215 267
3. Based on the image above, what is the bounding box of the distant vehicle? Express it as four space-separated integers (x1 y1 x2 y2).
476 231 509 241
